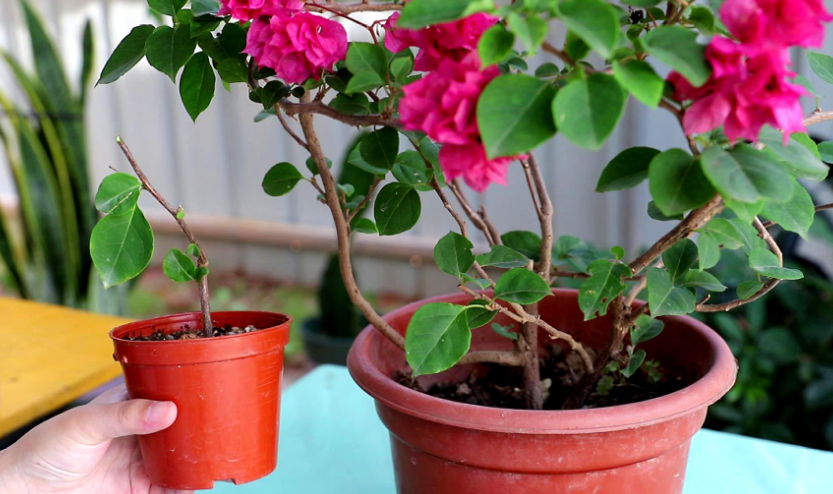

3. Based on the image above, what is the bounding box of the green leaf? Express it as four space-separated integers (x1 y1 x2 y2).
345 71 385 94
478 23 515 67
95 173 142 215
613 60 664 108
462 273 491 289
261 80 288 110
345 42 387 78
491 323 519 340
649 149 715 216
306 156 332 176
80 21 94 103
392 151 433 190
808 52 833 84
662 239 698 280
217 57 248 83
197 24 246 62
688 5 716 33
578 259 631 320
374 183 421 235
697 231 720 270
396 0 491 29
501 231 542 260
647 268 696 317
648 201 684 221
147 0 187 16
631 315 664 345
145 25 197 82
391 56 414 82
622 0 662 6
187 243 201 257
349 128 400 175
556 0 619 59
611 245 625 260
90 208 154 288
466 303 497 328
97 25 155 85
508 13 547 54
643 26 710 87
700 218 743 249
552 73 627 150
179 52 215 121
405 302 471 376
552 235 596 273
329 92 371 115
700 144 793 204
758 127 828 181
262 163 303 196
683 270 726 292
494 268 552 304
730 218 768 253
478 74 557 158
163 248 197 282
434 231 475 278
819 141 833 163
723 196 764 224
476 245 530 269
737 281 763 300
192 0 220 17
748 247 804 280
535 62 560 78
353 218 378 234
760 180 815 238
596 147 659 192
622 349 647 378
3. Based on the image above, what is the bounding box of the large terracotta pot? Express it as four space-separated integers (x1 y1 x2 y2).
110 311 291 489
348 289 736 494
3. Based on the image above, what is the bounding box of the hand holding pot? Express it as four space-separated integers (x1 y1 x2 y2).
0 385 193 494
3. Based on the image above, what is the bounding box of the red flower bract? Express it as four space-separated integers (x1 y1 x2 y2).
383 12 498 72
400 52 525 192
218 0 304 22
244 13 348 84
720 0 833 49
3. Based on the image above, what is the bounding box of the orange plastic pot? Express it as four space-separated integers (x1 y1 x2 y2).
110 311 291 490
348 289 737 494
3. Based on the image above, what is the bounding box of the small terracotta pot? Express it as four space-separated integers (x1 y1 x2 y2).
110 311 291 490
348 289 736 494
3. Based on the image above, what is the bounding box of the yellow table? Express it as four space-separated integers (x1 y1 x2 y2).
0 298 129 436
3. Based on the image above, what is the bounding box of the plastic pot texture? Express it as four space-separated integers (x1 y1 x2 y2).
348 289 737 494
110 311 291 490
300 316 356 366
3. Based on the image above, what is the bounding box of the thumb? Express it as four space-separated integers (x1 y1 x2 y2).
64 399 178 445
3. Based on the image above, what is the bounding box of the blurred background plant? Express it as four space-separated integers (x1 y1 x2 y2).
702 168 833 451
0 0 130 313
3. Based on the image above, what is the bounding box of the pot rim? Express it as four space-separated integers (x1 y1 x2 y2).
348 289 737 434
109 310 291 344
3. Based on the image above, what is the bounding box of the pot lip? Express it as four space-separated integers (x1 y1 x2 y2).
109 310 291 344
348 289 738 435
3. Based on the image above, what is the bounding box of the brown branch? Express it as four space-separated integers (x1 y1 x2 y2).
696 218 783 313
629 195 724 275
448 180 496 245
478 205 502 246
346 176 382 224
275 108 309 151
542 41 576 67
280 99 398 127
116 136 213 336
803 110 833 127
296 95 405 349
527 154 553 280
305 1 404 14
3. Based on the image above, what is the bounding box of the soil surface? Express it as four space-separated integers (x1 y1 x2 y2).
125 324 266 341
396 346 688 410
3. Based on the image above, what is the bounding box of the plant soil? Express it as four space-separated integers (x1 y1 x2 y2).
396 346 689 410
125 324 266 341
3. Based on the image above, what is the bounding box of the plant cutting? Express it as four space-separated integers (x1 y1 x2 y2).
89 137 291 489
98 0 833 491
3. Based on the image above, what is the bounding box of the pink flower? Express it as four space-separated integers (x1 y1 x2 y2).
218 0 304 22
384 12 498 71
670 39 805 143
400 52 524 192
244 13 347 84
720 0 833 49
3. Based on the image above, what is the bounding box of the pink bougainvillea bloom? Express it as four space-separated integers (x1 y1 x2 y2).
720 0 833 49
383 12 498 71
670 41 806 143
218 0 304 22
244 13 347 84
400 52 524 192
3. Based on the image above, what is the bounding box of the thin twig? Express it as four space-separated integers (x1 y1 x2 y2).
275 108 309 151
542 41 577 67
527 154 553 280
305 1 403 14
280 99 397 127
346 176 382 224
448 180 496 245
116 136 213 336
478 204 503 246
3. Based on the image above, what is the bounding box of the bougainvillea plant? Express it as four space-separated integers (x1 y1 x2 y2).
93 0 833 409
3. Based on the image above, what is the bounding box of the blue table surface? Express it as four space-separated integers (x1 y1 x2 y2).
209 365 833 494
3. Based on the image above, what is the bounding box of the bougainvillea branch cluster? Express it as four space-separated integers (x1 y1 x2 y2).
95 0 833 411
